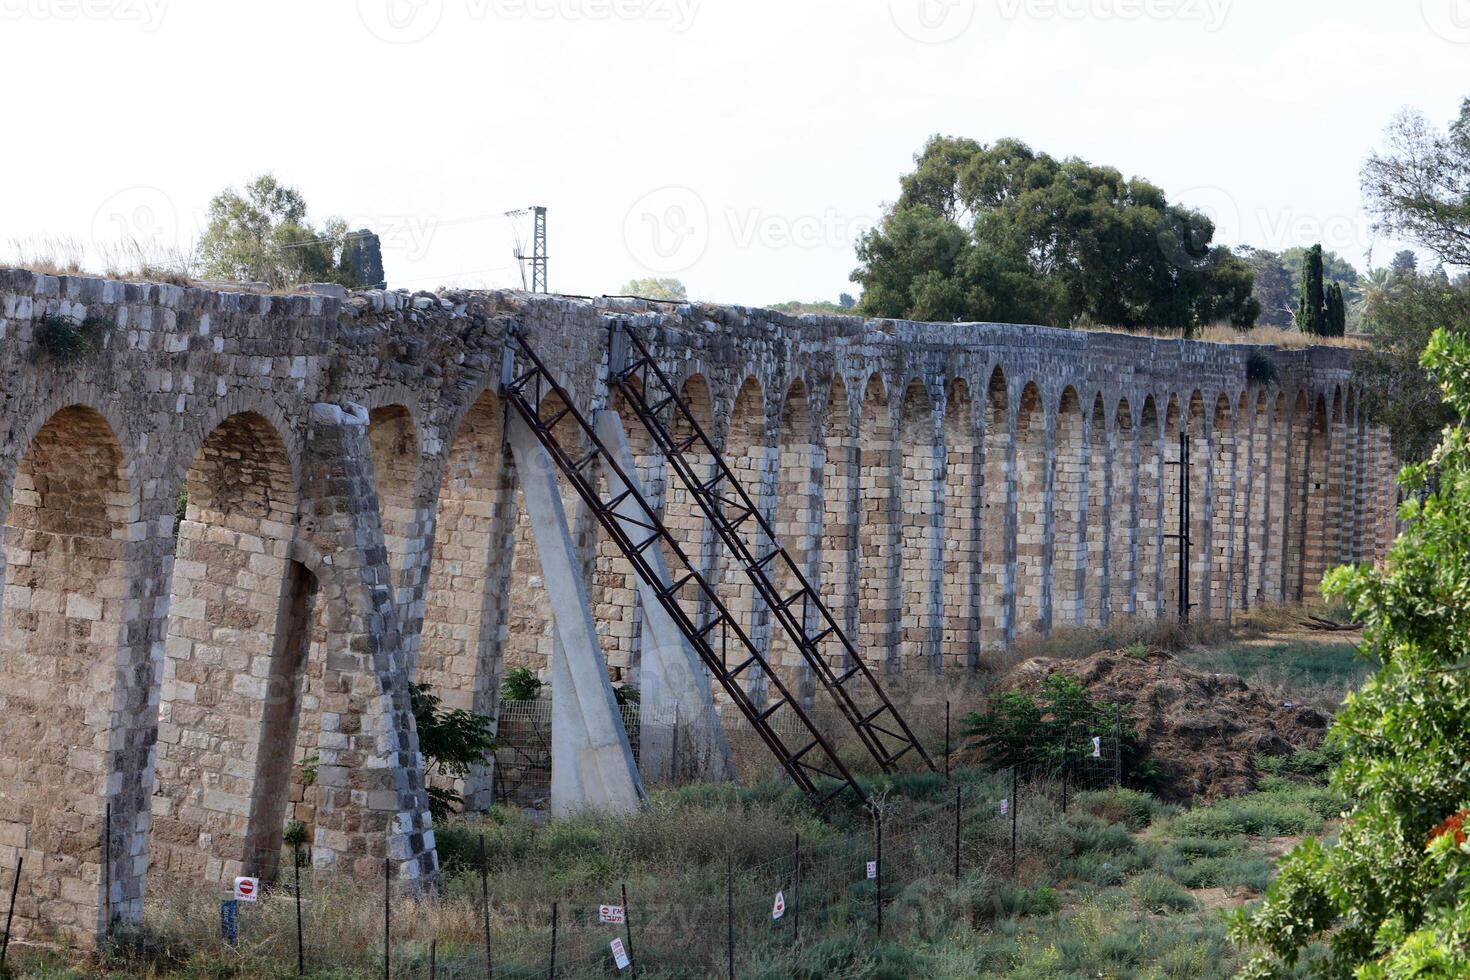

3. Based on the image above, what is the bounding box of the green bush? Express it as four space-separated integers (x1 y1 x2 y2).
1165 791 1327 839
1072 787 1175 830
1133 872 1199 913
991 884 1061 918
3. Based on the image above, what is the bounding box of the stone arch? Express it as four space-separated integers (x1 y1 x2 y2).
1108 397 1135 622
720 377 772 696
1053 386 1085 628
0 406 132 943
942 378 980 670
367 406 420 610
819 376 858 664
153 411 307 886
1014 382 1047 634
899 378 939 672
769 377 818 698
1084 393 1110 626
980 366 1012 648
1136 396 1163 617
858 375 897 670
1209 392 1236 621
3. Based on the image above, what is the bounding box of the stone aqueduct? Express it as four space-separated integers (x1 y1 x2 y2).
0 268 1398 941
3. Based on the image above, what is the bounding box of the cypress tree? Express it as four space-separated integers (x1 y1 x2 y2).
1326 282 1347 337
1297 244 1326 334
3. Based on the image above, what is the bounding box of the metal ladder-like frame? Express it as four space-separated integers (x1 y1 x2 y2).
499 329 866 808
608 322 935 775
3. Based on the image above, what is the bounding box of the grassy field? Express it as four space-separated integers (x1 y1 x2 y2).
3 756 1345 980
3 618 1362 979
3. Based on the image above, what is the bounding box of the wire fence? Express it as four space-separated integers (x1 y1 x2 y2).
1 703 1128 977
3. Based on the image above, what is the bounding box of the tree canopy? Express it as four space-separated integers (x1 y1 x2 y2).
851 136 1260 333
1233 329 1470 977
1363 99 1470 271
620 277 688 301
197 174 374 290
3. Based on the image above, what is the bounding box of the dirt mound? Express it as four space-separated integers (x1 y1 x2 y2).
998 648 1331 803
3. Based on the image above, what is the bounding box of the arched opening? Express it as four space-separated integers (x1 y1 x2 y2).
858 376 897 670
942 379 980 671
1109 399 1135 623
1303 394 1332 596
1084 394 1109 626
820 377 857 665
899 379 939 672
980 367 1012 649
367 407 419 613
0 407 130 942
421 390 509 713
1285 390 1313 600
663 375 715 627
594 385 661 696
769 379 816 699
1243 391 1269 608
153 412 305 886
720 378 771 698
1187 392 1210 618
1209 393 1235 621
1014 382 1047 634
1162 395 1183 616
1327 387 1347 568
1262 392 1289 603
1136 397 1162 618
1053 387 1085 628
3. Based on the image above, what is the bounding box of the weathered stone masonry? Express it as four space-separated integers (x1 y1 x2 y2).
0 269 1397 943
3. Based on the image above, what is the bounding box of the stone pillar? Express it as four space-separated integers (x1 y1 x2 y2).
506 414 643 817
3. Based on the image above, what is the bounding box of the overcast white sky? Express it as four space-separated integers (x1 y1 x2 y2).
1 0 1465 305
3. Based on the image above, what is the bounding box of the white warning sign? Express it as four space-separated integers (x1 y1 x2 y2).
611 938 630 971
599 905 626 925
772 891 786 920
233 877 259 903
1092 736 1103 758
866 861 878 880
1000 798 1009 816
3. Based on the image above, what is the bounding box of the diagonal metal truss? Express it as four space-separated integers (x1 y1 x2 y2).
607 322 935 776
499 328 867 808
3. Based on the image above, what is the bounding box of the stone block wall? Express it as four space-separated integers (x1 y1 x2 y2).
0 270 1399 944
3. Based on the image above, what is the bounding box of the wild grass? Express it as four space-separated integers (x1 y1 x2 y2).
5 765 1340 979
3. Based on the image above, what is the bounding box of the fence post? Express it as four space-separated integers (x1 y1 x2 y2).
670 704 680 784
549 902 558 979
103 801 112 943
1010 765 1018 877
622 882 637 980
294 843 304 976
429 939 437 980
1 855 21 973
480 835 493 979
792 832 801 947
874 808 883 939
944 701 951 781
1113 704 1123 789
726 855 734 980
383 857 391 980
953 785 962 882
1061 719 1070 814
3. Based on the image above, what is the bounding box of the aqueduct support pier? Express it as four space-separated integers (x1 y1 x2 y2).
0 270 1396 942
